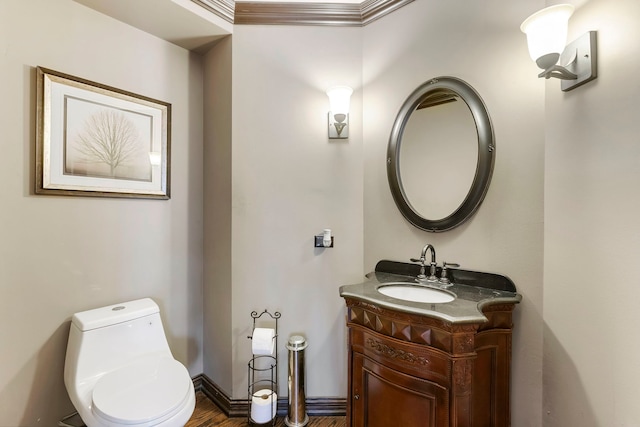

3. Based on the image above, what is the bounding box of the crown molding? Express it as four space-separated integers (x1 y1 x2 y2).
192 0 413 26
192 0 235 23
360 0 413 25
235 2 362 26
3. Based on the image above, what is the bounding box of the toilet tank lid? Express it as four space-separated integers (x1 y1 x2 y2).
72 298 160 331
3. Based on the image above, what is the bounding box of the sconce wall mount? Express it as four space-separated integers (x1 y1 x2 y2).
328 112 349 139
557 30 597 91
521 4 597 92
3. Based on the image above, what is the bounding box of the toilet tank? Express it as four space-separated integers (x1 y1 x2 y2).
64 298 174 387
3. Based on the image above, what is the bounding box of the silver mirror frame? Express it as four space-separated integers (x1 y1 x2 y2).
387 76 495 232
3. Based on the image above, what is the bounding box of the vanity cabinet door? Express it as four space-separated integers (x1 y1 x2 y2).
473 329 513 427
351 352 449 427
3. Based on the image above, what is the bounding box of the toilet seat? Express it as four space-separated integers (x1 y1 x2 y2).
91 357 191 426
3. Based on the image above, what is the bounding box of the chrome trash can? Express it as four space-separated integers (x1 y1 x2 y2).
285 335 308 427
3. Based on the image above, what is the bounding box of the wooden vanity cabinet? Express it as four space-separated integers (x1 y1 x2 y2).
344 298 516 427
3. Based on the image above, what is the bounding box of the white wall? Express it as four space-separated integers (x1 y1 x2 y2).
543 0 640 425
0 1 204 425
362 1 545 425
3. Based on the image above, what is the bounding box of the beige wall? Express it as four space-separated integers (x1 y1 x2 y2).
203 35 234 394
220 24 365 399
543 0 640 425
5 0 639 424
362 1 545 425
0 1 204 425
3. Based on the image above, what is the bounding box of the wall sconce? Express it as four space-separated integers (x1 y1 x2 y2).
326 86 353 139
520 4 597 91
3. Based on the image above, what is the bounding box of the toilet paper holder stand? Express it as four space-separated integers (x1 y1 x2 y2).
247 309 281 426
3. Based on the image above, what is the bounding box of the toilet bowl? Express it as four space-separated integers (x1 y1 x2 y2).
64 298 196 427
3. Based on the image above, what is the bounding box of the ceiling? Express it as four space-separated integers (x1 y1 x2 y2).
72 0 231 52
73 0 411 52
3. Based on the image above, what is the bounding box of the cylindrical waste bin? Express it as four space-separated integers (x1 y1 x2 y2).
285 335 308 427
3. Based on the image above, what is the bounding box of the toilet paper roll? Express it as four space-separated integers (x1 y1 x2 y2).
251 389 277 423
251 328 275 356
323 229 332 247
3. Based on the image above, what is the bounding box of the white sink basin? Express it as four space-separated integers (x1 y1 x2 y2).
377 284 455 303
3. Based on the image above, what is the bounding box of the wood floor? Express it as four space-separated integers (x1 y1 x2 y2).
186 392 347 427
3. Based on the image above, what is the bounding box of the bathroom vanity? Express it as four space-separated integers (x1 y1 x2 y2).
339 261 521 427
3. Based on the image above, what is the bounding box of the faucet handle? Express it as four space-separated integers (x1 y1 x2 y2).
410 257 427 279
439 262 460 286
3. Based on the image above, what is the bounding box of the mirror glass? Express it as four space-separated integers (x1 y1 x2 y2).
399 93 477 219
387 77 495 232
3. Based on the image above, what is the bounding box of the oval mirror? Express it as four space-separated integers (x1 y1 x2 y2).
387 77 495 232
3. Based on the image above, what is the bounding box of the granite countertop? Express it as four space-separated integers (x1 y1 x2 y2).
339 266 522 324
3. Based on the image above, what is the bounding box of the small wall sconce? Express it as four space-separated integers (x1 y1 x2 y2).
326 86 353 139
520 4 597 91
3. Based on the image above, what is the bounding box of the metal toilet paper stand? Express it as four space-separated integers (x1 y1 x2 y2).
247 309 281 426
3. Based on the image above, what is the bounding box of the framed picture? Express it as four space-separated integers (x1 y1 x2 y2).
35 67 171 199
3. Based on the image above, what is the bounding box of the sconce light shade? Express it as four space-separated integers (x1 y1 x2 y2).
521 4 597 91
326 86 353 139
521 4 574 69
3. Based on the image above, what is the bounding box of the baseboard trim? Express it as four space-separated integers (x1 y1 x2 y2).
192 374 236 416
192 374 347 417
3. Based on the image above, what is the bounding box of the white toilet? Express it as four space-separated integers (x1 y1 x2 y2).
64 298 196 427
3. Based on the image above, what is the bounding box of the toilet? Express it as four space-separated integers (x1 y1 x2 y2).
64 298 196 427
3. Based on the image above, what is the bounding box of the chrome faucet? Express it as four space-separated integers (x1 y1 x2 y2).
410 244 438 281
